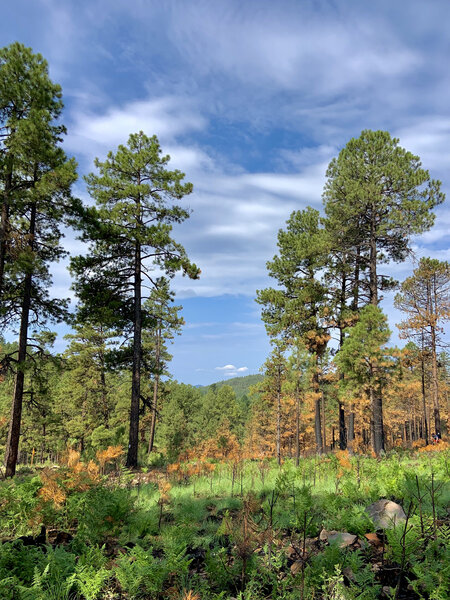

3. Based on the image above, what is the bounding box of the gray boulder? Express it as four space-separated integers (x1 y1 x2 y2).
319 529 357 547
366 499 406 529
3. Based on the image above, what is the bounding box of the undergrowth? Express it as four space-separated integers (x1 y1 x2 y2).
0 448 448 599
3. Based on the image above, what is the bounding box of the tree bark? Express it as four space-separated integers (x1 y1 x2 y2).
370 377 385 456
347 405 355 453
148 324 161 453
321 389 327 451
337 318 348 450
0 163 12 298
295 388 300 466
276 364 281 466
430 326 441 436
5 201 35 477
127 237 142 468
339 402 347 450
99 325 109 427
313 368 323 454
430 275 442 436
421 349 429 444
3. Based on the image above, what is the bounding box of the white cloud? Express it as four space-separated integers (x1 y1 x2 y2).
169 3 419 95
214 364 248 377
66 96 207 163
395 118 450 175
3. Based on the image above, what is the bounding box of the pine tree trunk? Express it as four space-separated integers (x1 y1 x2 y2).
370 378 385 455
369 215 378 306
348 405 355 453
339 402 347 450
276 366 281 466
0 165 12 298
148 325 161 453
0 143 15 298
421 351 429 444
430 327 441 436
430 273 442 436
127 238 142 468
5 201 35 478
321 390 327 451
368 219 385 454
313 367 323 454
295 389 300 467
99 327 109 427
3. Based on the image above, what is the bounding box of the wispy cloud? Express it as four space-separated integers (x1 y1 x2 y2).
214 364 249 377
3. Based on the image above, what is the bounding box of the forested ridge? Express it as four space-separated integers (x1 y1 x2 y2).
0 42 449 600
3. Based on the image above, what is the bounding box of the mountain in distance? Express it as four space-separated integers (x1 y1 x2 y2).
198 373 264 399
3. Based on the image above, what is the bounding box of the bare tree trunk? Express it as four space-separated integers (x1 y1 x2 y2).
338 402 347 450
368 217 385 455
313 367 323 454
321 390 327 451
430 274 442 436
126 237 142 468
295 389 300 467
276 364 281 466
148 325 161 453
370 379 385 455
5 201 35 477
347 405 355 454
99 326 109 427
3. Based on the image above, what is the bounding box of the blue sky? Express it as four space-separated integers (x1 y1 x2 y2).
2 0 450 384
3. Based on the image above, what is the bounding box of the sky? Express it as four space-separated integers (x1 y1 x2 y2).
2 0 450 385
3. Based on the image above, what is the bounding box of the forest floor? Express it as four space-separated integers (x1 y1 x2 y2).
0 447 448 599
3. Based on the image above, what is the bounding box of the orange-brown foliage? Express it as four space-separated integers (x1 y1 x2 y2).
96 445 124 470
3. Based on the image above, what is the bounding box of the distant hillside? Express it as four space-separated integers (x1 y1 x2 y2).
200 373 264 399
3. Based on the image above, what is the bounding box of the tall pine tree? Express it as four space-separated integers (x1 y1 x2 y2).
71 132 199 468
323 130 444 452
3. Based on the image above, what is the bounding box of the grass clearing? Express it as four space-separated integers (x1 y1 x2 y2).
0 449 448 599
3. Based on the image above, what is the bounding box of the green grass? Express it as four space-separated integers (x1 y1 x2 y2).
0 449 448 599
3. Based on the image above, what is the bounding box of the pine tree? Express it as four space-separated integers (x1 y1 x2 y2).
395 258 450 436
59 322 116 451
0 42 66 300
323 130 444 306
142 278 184 453
256 207 330 454
1 48 77 476
335 305 393 455
71 132 199 468
323 130 444 451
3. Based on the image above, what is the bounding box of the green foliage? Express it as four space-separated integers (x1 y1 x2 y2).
158 382 203 458
200 374 264 399
335 305 392 391
196 384 244 441
67 485 136 544
115 545 167 598
69 545 109 600
0 438 448 599
0 476 42 536
323 129 444 302
256 207 329 351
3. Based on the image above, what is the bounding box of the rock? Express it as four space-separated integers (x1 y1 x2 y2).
328 532 357 548
290 560 304 576
366 499 406 529
319 529 357 548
